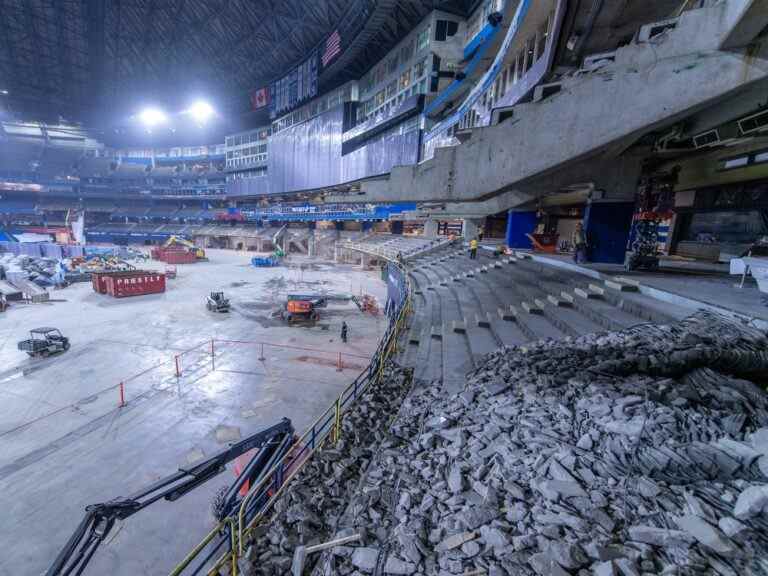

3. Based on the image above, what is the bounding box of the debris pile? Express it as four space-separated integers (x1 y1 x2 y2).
239 364 414 575
278 313 768 576
0 253 62 285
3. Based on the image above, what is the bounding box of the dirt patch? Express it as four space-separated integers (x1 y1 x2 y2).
293 355 364 371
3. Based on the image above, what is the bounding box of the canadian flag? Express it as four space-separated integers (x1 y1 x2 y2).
250 87 269 110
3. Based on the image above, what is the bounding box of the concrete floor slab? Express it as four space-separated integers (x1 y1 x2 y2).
0 249 387 576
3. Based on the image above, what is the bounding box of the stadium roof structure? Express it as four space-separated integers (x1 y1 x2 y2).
0 0 474 129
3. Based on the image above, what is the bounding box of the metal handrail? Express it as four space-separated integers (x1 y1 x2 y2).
167 260 412 576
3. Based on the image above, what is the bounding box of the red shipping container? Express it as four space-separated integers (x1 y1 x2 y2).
103 271 166 298
162 250 197 264
91 271 128 294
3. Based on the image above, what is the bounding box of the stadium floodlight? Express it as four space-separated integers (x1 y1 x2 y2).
138 107 167 128
188 100 215 124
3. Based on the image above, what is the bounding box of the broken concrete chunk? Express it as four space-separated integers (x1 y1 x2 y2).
461 540 481 558
351 548 380 573
383 556 416 575
448 463 465 494
529 552 571 576
455 506 498 530
733 484 768 519
532 478 588 501
718 516 748 538
437 531 476 552
627 525 692 547
593 560 617 576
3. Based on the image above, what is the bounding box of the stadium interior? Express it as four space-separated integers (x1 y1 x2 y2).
2 1 768 575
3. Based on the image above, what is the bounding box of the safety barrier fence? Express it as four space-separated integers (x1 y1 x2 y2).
168 262 412 576
0 339 367 441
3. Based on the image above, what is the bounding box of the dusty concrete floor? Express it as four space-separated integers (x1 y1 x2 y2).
0 248 387 576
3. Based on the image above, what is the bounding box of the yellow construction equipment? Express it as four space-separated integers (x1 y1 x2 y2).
163 236 206 259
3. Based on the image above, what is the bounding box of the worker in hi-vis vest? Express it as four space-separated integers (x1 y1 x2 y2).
469 238 478 260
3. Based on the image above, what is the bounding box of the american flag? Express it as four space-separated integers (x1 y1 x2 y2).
322 30 342 68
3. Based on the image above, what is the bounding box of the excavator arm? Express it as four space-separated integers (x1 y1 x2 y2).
46 418 294 576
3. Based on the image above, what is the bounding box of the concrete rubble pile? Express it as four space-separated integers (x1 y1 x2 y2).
299 312 768 576
0 253 62 285
239 363 414 575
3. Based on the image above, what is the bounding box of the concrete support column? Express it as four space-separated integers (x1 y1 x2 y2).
391 221 404 235
506 210 537 249
462 218 483 240
362 221 373 233
423 218 438 238
583 200 635 264
308 229 316 258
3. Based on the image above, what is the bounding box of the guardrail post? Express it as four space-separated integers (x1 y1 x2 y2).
229 519 238 576
333 397 341 444
258 342 265 362
119 382 125 407
336 352 343 372
175 355 181 378
211 339 215 371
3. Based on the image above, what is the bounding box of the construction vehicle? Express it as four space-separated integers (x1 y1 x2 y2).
17 327 70 357
251 246 284 267
162 235 207 260
46 419 295 576
206 291 230 313
279 294 328 324
353 294 380 316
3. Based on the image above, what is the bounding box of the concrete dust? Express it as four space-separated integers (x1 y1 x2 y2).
294 355 365 371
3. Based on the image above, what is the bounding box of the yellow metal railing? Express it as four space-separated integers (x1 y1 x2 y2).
168 261 412 576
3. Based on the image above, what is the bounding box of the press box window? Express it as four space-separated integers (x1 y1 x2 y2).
435 20 459 42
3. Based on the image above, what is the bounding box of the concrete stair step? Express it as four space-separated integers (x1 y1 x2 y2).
476 313 491 328
521 301 543 314
604 279 639 292
574 287 601 299
489 318 529 347
442 330 474 393
547 294 572 307
613 276 641 287
497 305 518 321
560 291 576 303
466 326 500 361
587 283 606 295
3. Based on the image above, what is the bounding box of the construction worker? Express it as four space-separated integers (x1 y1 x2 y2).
341 321 348 344
572 221 588 263
469 237 479 260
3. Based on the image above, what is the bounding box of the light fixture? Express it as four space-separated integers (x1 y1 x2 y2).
188 100 215 124
138 107 167 128
0 89 8 95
